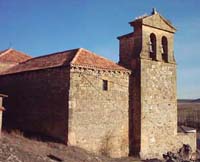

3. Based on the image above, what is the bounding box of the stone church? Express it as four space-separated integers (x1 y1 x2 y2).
0 9 196 159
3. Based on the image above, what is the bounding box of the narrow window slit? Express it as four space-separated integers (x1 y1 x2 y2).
103 80 108 91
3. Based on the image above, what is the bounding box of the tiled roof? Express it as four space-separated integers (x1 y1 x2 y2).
0 49 78 75
0 48 129 75
72 48 128 71
0 48 32 63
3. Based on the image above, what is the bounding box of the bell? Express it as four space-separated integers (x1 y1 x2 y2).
149 41 153 53
149 45 153 53
161 45 164 54
148 40 153 53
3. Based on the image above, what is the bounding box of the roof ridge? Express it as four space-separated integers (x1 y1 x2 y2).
0 48 32 59
21 48 79 64
0 48 13 57
14 49 32 58
0 47 130 76
71 48 82 64
71 48 129 71
158 14 176 30
79 48 118 65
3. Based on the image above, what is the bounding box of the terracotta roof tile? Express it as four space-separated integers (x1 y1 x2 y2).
0 48 129 75
0 49 78 75
72 48 128 71
0 48 32 63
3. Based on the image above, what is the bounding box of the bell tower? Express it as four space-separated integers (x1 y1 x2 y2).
117 9 184 158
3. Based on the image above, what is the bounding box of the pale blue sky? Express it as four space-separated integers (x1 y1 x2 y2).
0 0 199 99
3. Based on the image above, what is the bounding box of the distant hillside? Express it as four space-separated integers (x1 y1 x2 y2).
192 99 200 103
178 99 200 103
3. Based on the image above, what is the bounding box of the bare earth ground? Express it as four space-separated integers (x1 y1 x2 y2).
0 131 200 162
0 131 140 162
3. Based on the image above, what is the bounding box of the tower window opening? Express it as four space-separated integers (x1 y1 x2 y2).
161 36 168 62
149 33 157 60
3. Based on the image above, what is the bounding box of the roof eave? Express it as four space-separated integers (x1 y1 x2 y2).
70 63 131 74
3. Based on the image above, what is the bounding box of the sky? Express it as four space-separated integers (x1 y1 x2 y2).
0 0 199 99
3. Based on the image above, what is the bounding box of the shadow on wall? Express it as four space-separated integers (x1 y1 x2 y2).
0 67 71 144
99 131 113 156
99 131 128 157
129 71 141 156
3 129 66 144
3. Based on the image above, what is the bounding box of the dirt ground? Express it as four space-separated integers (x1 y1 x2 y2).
0 131 199 162
0 131 140 162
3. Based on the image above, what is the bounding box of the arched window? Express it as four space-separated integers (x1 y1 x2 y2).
161 36 168 62
149 33 157 60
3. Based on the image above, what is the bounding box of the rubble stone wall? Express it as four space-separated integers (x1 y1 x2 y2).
0 67 70 142
176 133 197 152
140 59 177 158
140 59 196 159
68 67 129 157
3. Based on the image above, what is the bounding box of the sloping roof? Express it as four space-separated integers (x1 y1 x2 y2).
0 49 78 75
71 48 128 71
117 32 134 39
0 48 32 63
0 48 129 75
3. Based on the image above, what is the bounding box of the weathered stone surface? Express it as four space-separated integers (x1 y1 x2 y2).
68 67 129 157
140 59 177 158
118 11 196 159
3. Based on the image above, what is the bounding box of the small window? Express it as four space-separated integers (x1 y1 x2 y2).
103 80 108 91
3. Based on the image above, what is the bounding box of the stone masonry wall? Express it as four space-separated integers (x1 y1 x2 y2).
139 25 196 159
141 25 175 63
0 67 70 142
140 59 196 159
118 12 196 159
176 132 196 152
68 67 129 157
140 59 177 158
119 36 135 68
